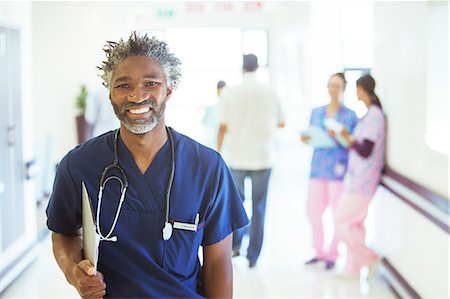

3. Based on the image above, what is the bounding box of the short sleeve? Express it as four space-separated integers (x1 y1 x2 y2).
360 108 385 142
309 108 321 127
46 153 82 234
347 110 358 133
202 157 249 247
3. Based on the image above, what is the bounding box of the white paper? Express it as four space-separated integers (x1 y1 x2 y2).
82 181 99 273
323 118 350 148
324 118 344 132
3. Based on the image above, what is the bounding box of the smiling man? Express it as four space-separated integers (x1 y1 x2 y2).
46 32 249 298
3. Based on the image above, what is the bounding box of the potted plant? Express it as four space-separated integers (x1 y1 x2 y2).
75 84 93 144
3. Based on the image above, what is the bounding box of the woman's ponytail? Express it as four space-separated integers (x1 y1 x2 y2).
356 75 382 110
371 93 382 109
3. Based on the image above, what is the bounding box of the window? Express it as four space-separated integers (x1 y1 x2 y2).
424 2 449 156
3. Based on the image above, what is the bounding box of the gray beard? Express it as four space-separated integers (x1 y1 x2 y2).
113 98 166 135
121 113 159 135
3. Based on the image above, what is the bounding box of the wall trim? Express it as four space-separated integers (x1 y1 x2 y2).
379 258 421 299
381 167 449 234
0 242 38 294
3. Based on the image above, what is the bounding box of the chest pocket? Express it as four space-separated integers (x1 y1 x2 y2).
163 213 205 279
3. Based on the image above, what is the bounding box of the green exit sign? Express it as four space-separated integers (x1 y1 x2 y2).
157 8 175 17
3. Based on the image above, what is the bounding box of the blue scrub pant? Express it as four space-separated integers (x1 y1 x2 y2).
230 168 272 265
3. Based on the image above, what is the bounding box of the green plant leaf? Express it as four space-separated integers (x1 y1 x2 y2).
76 84 88 113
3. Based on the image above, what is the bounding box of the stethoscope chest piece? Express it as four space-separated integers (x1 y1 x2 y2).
162 222 173 241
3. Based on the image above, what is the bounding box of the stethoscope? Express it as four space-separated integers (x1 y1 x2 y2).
96 126 175 242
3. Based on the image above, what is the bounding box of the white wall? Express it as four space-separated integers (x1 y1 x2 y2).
372 1 449 198
371 2 449 297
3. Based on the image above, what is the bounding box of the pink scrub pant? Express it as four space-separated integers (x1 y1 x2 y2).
334 192 378 274
307 179 343 262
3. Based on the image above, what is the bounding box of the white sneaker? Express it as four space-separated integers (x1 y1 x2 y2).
367 256 382 280
333 272 360 280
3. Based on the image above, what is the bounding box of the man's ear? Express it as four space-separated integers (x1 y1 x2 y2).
165 87 173 101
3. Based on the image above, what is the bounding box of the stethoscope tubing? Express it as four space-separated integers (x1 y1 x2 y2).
96 126 175 242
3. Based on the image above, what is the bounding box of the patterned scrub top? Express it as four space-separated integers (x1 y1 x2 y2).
344 105 386 196
309 105 358 180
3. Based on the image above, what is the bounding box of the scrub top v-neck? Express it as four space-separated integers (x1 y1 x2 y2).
46 127 249 298
116 132 171 213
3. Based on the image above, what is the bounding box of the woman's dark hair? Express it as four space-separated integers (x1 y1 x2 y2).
356 74 382 109
330 72 347 90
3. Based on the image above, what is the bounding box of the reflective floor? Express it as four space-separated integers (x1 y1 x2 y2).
1 131 395 298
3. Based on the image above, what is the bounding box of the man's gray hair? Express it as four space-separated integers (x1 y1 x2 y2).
98 31 182 89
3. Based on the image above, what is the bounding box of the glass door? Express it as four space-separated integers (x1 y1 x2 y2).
0 25 35 293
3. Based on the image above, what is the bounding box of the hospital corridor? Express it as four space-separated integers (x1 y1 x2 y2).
1 1 449 299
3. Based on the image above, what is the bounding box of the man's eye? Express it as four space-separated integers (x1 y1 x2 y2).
115 83 129 88
145 82 160 87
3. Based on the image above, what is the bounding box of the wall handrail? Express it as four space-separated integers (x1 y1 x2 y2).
381 167 449 234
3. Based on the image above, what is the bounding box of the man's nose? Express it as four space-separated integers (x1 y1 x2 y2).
127 87 148 103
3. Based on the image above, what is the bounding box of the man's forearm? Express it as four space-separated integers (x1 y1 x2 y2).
203 234 233 298
203 258 232 298
217 124 227 153
52 232 83 285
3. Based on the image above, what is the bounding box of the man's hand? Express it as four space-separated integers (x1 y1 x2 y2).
72 260 107 299
300 134 311 144
327 129 337 138
52 232 106 298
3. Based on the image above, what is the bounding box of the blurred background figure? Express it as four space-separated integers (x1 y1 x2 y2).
202 80 226 150
218 54 285 268
85 85 119 138
301 73 357 270
334 74 386 279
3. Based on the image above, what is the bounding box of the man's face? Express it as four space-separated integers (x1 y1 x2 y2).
110 56 173 135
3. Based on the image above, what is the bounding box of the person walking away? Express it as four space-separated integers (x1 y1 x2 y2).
217 54 285 268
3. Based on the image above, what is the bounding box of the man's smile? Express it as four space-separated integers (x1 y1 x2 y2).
127 106 151 115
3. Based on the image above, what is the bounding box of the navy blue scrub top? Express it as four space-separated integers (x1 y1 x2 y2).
46 127 249 298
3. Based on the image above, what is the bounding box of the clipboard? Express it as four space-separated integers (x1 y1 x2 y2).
82 181 100 274
301 125 336 149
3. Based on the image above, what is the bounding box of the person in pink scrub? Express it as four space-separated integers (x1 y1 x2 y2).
334 74 386 278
